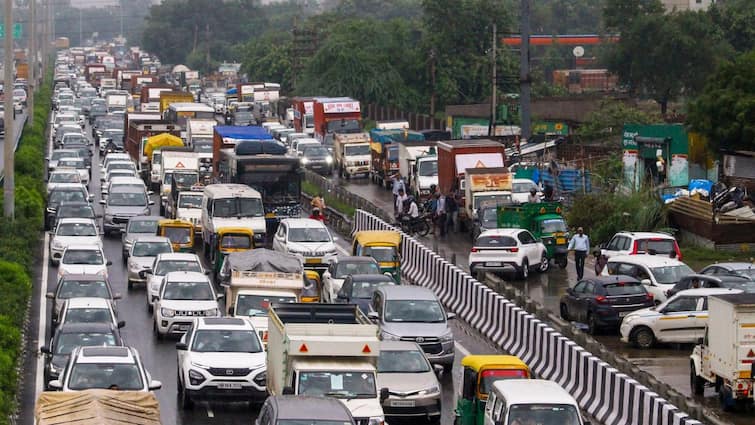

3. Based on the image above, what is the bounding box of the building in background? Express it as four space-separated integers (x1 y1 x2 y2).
661 0 718 12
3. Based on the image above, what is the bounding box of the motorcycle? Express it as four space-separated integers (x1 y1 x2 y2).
397 213 431 237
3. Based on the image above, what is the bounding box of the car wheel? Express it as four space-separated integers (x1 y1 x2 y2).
147 301 153 314
587 313 599 335
127 280 133 290
690 361 705 396
631 326 655 349
153 320 164 341
179 381 194 409
559 303 570 321
518 259 529 280
538 253 550 273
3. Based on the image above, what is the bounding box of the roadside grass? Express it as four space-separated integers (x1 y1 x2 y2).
681 245 754 271
302 180 356 218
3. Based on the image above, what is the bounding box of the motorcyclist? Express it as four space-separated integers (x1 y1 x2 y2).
399 196 420 226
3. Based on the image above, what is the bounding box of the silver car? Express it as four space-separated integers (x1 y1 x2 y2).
101 186 153 236
377 341 442 422
121 216 161 261
127 236 173 289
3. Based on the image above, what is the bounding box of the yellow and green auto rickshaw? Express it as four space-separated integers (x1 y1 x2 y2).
454 355 530 425
157 219 195 253
302 269 322 303
352 230 401 283
211 227 255 281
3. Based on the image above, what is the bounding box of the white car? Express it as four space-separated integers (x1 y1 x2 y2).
102 175 144 197
602 254 694 303
153 271 221 339
49 218 101 266
57 244 111 279
176 317 266 409
48 346 161 392
100 160 137 183
600 231 681 260
511 178 540 204
144 253 206 312
468 228 549 279
56 158 90 185
47 170 83 194
272 218 337 270
173 191 203 229
55 297 123 330
619 288 742 349
127 236 173 289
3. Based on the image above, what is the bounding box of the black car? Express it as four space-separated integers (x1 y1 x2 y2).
471 207 498 241
46 186 92 230
232 111 254 126
300 145 333 175
40 322 123 390
52 201 97 230
559 275 654 334
256 396 357 425
666 273 755 298
47 273 120 326
336 274 396 313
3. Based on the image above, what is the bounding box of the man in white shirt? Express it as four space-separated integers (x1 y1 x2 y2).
392 175 406 214
567 227 590 279
395 188 408 218
407 197 419 218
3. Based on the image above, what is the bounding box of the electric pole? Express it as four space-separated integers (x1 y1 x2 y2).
3 0 14 218
29 0 35 122
489 23 497 138
519 0 532 141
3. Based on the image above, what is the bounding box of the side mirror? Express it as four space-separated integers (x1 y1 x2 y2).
227 307 235 316
697 337 704 345
99 200 106 205
433 364 444 377
113 293 122 300
446 312 456 320
40 346 51 355
106 260 113 266
48 380 63 390
282 386 295 395
216 294 225 300
117 320 126 328
204 270 211 275
46 292 55 299
641 279 652 286
380 387 390 403
148 200 155 205
148 380 162 391
175 342 188 350
88 195 94 202
367 311 379 321
148 191 154 196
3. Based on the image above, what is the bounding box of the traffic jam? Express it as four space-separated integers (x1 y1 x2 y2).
32 44 755 425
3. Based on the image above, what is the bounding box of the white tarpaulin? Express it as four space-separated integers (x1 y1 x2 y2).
455 153 503 174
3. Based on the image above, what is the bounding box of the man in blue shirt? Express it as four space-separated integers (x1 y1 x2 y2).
568 227 590 280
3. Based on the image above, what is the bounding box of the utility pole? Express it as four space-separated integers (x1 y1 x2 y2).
489 23 497 138
79 8 82 47
3 0 14 218
429 49 436 129
120 1 124 39
519 0 532 141
29 0 35 122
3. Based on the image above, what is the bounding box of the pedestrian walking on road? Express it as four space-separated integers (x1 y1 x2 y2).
392 174 406 215
435 192 447 238
446 190 459 233
568 227 590 280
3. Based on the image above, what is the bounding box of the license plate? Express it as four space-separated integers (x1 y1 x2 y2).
217 382 242 390
305 258 321 264
486 262 502 267
618 311 630 318
390 400 415 407
556 238 566 244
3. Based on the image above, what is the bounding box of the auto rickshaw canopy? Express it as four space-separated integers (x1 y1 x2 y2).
217 227 255 251
461 355 529 373
157 218 194 249
352 230 401 249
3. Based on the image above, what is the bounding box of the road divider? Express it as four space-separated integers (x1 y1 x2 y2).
353 209 703 425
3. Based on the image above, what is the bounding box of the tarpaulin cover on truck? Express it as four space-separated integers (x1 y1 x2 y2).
35 390 161 425
224 248 303 274
215 126 273 141
144 133 183 157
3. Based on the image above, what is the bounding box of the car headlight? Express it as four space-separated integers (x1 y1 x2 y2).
368 416 384 425
418 385 440 396
160 307 175 318
51 240 64 250
381 331 400 341
325 156 333 164
301 157 309 164
440 330 454 342
253 370 267 385
204 308 219 316
188 369 206 385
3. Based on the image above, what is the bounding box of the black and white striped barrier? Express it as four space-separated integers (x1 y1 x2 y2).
353 210 702 425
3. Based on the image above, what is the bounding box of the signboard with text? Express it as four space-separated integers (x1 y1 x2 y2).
323 101 360 114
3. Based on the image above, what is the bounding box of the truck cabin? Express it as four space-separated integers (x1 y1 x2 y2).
164 103 215 128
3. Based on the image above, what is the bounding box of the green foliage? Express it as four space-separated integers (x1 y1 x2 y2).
577 101 662 143
531 0 606 34
687 50 755 152
603 0 664 32
567 190 668 244
243 33 294 92
709 0 755 53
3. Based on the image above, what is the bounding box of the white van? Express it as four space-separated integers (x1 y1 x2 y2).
201 184 266 248
484 379 588 425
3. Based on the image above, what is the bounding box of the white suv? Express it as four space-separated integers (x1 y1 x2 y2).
602 255 694 303
601 231 681 260
468 229 549 279
272 218 337 271
48 346 161 392
176 317 266 409
144 253 206 313
153 271 221 339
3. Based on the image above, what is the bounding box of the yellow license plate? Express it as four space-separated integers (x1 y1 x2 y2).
556 238 566 244
305 258 321 264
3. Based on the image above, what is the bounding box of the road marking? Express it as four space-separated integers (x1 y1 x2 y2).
206 405 214 418
454 341 472 357
35 233 50 396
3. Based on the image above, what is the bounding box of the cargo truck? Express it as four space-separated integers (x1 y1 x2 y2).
106 92 129 113
159 149 200 216
292 97 316 135
187 118 217 182
125 117 179 182
313 97 364 155
140 84 173 113
397 140 437 199
369 129 425 188
497 201 569 268
267 303 388 424
159 91 195 114
691 293 755 410
463 167 513 225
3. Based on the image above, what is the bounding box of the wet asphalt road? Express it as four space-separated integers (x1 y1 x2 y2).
338 176 752 424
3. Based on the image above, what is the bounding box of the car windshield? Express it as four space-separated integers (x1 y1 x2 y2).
154 260 202 275
128 220 158 234
108 163 135 172
343 144 370 156
303 146 329 157
50 173 80 183
58 205 95 219
178 194 203 208
351 280 394 299
58 159 85 168
512 181 537 193
62 249 103 265
605 283 646 296
481 208 498 223
335 262 380 278
288 227 331 243
540 219 567 234
50 190 86 204
236 294 296 317
108 192 147 206
57 222 97 237
298 371 376 399
474 194 512 211
479 369 529 395
636 238 675 255
191 330 262 353
162 281 214 301
52 151 79 160
418 159 438 177
220 234 252 249
65 308 112 324
132 241 172 257
384 299 445 323
506 404 581 425
54 332 117 355
194 141 213 152
377 349 430 373
164 227 192 244
63 135 86 144
651 265 694 284
212 197 264 218
363 246 396 263
171 172 199 187
734 268 755 279
57 280 110 298
68 363 142 390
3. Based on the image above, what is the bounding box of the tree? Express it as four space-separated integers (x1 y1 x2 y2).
577 101 662 143
709 0 755 53
687 50 755 152
242 33 294 92
603 0 663 32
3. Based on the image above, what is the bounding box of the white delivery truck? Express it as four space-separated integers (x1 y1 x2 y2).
186 118 217 182
691 293 755 410
398 140 438 200
159 149 199 216
267 303 388 425
201 184 267 248
334 133 371 179
463 167 514 224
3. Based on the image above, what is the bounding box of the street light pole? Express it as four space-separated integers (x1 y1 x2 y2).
3 0 14 218
29 0 35 121
519 0 532 142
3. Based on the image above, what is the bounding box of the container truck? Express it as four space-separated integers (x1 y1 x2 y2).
187 118 217 182
106 92 129 113
368 128 424 188
125 116 179 182
437 138 506 201
159 91 195 114
313 97 364 153
691 293 755 410
267 303 388 424
292 97 316 135
211 125 274 173
159 148 200 216
140 84 173 113
398 140 437 200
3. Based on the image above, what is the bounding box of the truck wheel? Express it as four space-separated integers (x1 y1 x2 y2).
559 303 570 321
631 326 655 349
690 361 705 395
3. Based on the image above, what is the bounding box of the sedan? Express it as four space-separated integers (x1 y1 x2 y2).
47 170 82 194
300 145 333 175
666 273 755 298
468 229 549 279
52 202 97 231
335 274 396 313
56 158 90 185
57 245 112 279
127 236 173 289
121 216 161 260
559 275 655 334
49 218 101 265
699 262 755 282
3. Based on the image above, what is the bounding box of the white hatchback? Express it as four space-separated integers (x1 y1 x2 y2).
57 244 111 279
468 228 549 279
602 254 694 303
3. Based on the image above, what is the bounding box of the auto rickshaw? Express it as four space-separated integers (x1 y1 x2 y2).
302 269 321 303
157 219 195 253
454 355 530 425
211 227 255 281
352 230 401 283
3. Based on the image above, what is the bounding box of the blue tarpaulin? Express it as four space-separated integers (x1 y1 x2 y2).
226 87 237 95
214 126 273 140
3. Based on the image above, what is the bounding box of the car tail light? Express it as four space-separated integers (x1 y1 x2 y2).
631 241 639 254
262 331 269 342
508 247 519 253
646 293 654 302
471 247 478 253
675 244 682 260
595 295 608 304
